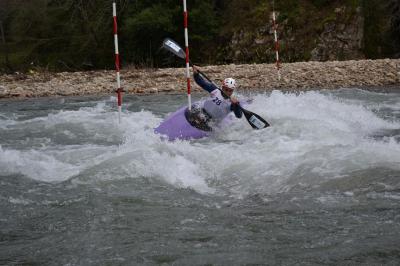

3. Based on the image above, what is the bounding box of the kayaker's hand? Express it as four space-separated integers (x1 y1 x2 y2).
192 65 199 74
230 96 239 104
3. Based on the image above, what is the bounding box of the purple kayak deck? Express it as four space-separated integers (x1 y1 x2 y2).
154 106 210 141
154 99 250 141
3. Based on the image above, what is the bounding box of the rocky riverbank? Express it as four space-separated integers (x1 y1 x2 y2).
0 59 399 99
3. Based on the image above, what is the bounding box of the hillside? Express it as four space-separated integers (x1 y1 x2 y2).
0 0 399 72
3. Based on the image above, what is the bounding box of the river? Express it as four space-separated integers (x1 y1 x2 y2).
1 88 399 265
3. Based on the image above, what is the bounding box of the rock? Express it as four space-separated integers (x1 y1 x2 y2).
148 88 158 93
311 6 364 61
0 85 9 98
0 59 399 98
9 87 25 97
386 72 396 79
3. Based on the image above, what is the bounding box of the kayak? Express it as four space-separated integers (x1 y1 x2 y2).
154 99 253 141
154 105 211 141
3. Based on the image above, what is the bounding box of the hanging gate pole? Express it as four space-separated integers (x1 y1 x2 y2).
113 1 123 123
272 9 281 81
183 0 191 110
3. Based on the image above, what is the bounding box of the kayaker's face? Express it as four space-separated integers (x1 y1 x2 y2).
222 85 234 97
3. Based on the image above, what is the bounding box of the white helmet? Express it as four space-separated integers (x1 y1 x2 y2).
223 78 236 89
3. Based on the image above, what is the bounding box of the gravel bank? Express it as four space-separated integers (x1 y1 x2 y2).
0 59 399 98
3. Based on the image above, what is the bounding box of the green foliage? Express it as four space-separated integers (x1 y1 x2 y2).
1 0 399 72
277 0 300 24
362 0 395 58
310 0 332 8
2 0 115 71
387 0 400 57
123 3 180 66
121 0 220 67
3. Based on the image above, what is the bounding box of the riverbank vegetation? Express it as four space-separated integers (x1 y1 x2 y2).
0 0 399 73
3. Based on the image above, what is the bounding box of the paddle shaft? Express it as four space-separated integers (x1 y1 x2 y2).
194 67 270 129
162 38 270 129
194 67 255 111
194 68 237 101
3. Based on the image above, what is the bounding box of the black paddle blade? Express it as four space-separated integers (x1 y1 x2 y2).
162 38 186 59
242 108 270 129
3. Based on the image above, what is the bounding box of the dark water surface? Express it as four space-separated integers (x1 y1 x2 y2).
1 88 400 265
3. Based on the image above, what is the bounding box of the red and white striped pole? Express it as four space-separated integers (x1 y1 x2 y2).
183 0 191 110
113 1 123 123
272 10 281 80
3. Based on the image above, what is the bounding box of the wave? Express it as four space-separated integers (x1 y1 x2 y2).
0 90 399 197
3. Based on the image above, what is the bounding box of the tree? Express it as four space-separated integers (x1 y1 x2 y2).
0 0 24 71
388 0 400 57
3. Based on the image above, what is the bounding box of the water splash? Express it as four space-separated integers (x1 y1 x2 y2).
0 90 399 197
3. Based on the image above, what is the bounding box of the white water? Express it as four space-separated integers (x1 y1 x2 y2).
1 89 399 197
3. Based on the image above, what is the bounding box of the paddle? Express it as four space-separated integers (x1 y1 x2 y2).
162 38 270 129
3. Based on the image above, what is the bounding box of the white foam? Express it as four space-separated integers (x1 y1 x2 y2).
8 196 33 205
1 91 399 196
0 145 80 182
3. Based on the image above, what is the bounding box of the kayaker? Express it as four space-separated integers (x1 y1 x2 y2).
186 65 242 130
